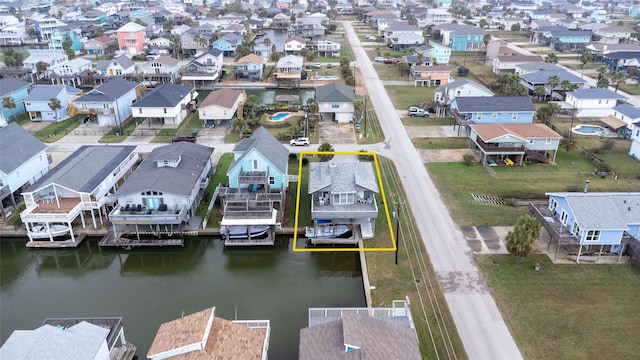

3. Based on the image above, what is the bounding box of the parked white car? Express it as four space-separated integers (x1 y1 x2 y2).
374 57 385 62
366 35 377 40
290 137 310 146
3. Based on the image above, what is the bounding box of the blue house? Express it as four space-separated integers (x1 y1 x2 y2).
213 33 243 56
439 25 486 51
24 85 82 122
218 127 288 245
414 41 451 65
531 192 640 263
0 77 30 121
531 27 591 51
630 6 640 18
451 96 535 124
72 77 141 127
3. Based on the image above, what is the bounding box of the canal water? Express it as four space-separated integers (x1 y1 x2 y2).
0 237 365 359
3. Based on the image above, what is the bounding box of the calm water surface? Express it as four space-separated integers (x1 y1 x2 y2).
0 237 364 359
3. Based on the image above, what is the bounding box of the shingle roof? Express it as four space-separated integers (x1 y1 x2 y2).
308 161 379 194
96 54 134 71
454 96 535 112
435 78 493 94
602 51 640 60
236 54 264 65
116 142 213 196
0 77 30 97
117 21 145 32
133 84 194 108
0 123 46 175
285 35 306 44
546 192 640 229
519 70 585 84
612 104 640 119
569 88 626 100
316 83 355 103
470 123 561 142
154 55 180 66
199 89 242 109
231 127 288 175
26 145 136 193
74 77 139 103
24 85 80 102
299 313 421 360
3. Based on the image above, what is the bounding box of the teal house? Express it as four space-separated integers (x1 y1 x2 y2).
49 27 83 53
0 77 30 120
415 41 451 65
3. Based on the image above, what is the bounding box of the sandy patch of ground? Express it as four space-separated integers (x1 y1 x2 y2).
417 148 472 162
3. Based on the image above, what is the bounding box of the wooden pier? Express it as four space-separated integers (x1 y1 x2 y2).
224 232 275 246
309 237 359 246
98 231 184 248
25 234 87 249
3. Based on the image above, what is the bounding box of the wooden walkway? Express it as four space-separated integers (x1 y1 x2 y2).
25 234 87 249
98 231 184 248
225 232 275 246
109 342 137 360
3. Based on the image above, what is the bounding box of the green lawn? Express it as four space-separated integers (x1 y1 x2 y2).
412 137 468 149
385 85 436 110
616 83 640 95
478 254 640 360
357 95 385 144
197 153 233 227
34 116 81 142
426 149 640 226
373 63 407 81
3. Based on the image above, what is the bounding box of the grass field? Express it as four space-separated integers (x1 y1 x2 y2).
34 116 81 142
385 85 436 110
412 137 468 149
196 153 233 226
373 63 407 81
426 148 640 226
478 254 640 360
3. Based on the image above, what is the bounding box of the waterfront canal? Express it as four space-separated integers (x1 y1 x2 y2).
0 236 365 359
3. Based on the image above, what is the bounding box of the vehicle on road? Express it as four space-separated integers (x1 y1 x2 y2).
354 123 361 132
326 63 333 68
383 58 399 64
313 62 322 68
366 35 377 40
374 57 385 62
408 107 429 117
290 137 310 146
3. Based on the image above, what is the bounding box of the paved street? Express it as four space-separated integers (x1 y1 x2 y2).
342 22 522 359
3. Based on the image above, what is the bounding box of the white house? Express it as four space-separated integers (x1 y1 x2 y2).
140 55 181 86
198 89 244 127
565 88 627 118
50 57 92 76
316 83 355 123
492 55 544 74
594 26 635 44
131 84 197 126
434 78 494 105
284 35 306 53
609 104 640 139
630 121 640 160
95 54 135 78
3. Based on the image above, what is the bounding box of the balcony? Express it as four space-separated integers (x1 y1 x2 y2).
75 107 114 115
475 140 525 153
109 204 188 225
310 194 378 220
237 170 268 185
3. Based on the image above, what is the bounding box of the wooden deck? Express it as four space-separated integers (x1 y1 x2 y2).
98 231 184 248
109 342 137 360
225 232 275 246
25 234 87 248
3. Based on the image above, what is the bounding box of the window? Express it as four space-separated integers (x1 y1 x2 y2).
585 230 600 241
560 210 568 225
529 138 534 144
477 114 481 120
598 100 602 104
492 113 497 118
269 177 275 185
572 222 580 236
549 198 557 212
546 138 552 144
512 113 517 120
163 108 167 113
139 108 142 113
332 103 339 108
252 159 258 170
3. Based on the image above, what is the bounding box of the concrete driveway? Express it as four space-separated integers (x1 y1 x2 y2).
343 21 522 360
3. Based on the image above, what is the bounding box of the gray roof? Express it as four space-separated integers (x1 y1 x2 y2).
133 84 194 108
96 54 135 71
26 145 136 193
74 77 139 103
0 77 30 97
569 88 626 100
435 78 493 95
519 70 585 84
547 192 640 229
0 123 46 174
0 322 109 360
316 83 355 103
613 104 640 119
24 85 81 102
308 161 379 194
515 62 563 72
117 142 213 196
231 126 288 175
454 96 535 112
299 313 421 360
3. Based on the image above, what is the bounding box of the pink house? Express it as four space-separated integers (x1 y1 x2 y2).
116 22 146 55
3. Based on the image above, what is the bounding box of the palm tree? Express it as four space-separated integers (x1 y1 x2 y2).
533 85 546 101
306 98 318 116
478 19 488 29
506 215 541 264
2 96 16 122
545 52 558 64
317 142 335 162
396 61 408 76
48 97 62 122
170 35 182 60
579 49 592 78
244 94 261 118
611 71 628 92
546 75 560 101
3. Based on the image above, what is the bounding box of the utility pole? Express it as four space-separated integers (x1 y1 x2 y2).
363 96 367 138
393 197 404 265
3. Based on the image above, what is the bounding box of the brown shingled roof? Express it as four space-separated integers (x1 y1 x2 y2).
236 54 265 66
199 89 243 109
470 123 562 141
154 55 180 66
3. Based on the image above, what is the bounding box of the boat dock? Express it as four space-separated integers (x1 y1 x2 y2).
309 236 358 245
225 232 275 246
98 231 184 248
25 234 87 249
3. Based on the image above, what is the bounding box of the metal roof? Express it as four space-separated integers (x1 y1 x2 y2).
26 145 136 194
613 104 640 119
116 142 213 196
519 70 585 84
454 96 535 112
0 123 46 175
569 88 626 99
315 83 355 103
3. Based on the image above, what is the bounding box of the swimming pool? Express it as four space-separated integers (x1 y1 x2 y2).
572 124 613 136
270 112 290 121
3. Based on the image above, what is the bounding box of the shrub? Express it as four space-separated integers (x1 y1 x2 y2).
289 153 298 163
462 154 475 166
600 138 616 152
358 150 373 161
301 157 309 167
